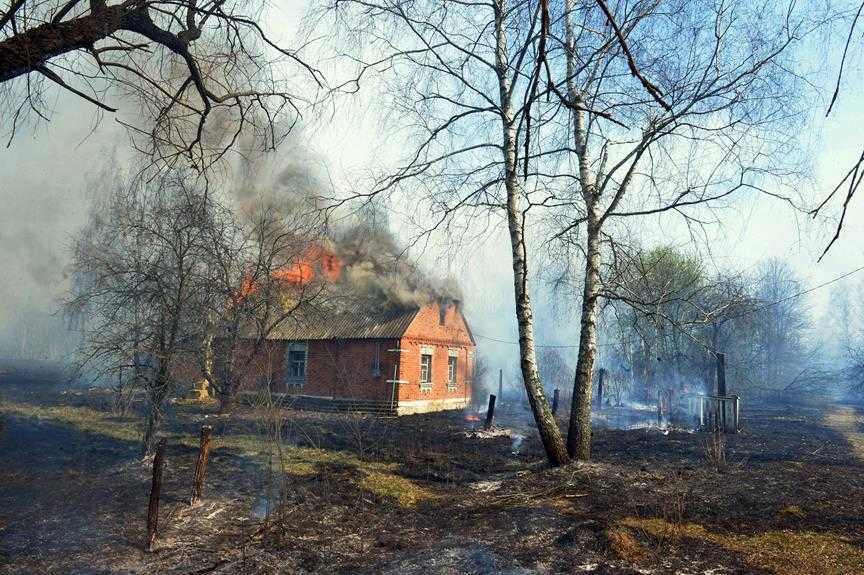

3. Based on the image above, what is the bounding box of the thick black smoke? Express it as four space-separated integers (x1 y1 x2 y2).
331 218 462 310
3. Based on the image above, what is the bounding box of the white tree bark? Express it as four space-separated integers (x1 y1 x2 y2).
564 0 602 459
495 0 569 467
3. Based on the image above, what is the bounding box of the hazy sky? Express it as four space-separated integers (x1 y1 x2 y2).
1 0 863 365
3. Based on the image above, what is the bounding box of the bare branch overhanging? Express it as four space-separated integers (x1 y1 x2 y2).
0 0 327 172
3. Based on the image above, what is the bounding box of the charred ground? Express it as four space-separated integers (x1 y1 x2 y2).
1 362 863 574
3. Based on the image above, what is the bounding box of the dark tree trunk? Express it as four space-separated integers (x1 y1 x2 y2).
142 403 162 457
484 394 497 430
0 7 126 82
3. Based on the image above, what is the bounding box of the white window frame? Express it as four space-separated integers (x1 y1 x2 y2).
447 352 459 391
419 346 434 391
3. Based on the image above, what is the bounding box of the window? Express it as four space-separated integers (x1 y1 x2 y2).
371 342 382 377
448 356 458 390
420 352 433 391
285 343 307 386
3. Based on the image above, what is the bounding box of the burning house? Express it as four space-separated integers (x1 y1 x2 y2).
237 300 475 414
180 221 476 414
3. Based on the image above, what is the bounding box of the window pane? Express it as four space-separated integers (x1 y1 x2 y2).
420 354 432 384
288 350 306 378
448 356 457 386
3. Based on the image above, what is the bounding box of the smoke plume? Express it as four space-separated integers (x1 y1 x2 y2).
229 137 462 312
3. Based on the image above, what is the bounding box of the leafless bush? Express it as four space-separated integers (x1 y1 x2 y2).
703 430 727 472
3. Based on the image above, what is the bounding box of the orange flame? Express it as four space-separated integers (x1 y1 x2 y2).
234 245 343 302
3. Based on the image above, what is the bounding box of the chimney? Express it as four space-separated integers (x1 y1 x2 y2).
438 302 447 325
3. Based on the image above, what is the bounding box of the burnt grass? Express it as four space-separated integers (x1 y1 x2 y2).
1 363 864 574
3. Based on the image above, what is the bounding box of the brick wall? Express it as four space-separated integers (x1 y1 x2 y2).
171 302 476 413
397 303 475 405
234 338 398 401
301 338 400 400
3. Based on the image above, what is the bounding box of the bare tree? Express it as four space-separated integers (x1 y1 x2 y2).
599 246 759 402
68 169 215 454
751 258 809 394
196 202 327 411
0 0 324 171
324 0 570 466
813 1 864 258
535 0 821 458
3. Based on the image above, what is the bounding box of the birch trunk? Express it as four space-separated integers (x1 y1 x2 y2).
567 216 601 459
494 0 569 467
564 0 602 459
200 326 214 389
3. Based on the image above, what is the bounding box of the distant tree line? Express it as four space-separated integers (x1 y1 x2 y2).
597 247 840 405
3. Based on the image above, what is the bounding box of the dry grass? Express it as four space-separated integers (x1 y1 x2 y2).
619 516 864 575
778 504 806 519
0 400 140 443
606 525 648 562
358 470 437 507
824 407 864 462
703 428 726 471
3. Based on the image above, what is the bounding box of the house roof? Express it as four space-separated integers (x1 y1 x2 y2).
266 305 420 340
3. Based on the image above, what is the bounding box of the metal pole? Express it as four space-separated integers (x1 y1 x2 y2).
386 348 406 415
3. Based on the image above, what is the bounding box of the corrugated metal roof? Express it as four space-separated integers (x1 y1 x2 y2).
266 305 419 340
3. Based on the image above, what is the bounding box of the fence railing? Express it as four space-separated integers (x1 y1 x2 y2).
684 394 740 433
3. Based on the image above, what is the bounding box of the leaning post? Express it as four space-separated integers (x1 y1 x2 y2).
146 438 167 551
190 425 213 505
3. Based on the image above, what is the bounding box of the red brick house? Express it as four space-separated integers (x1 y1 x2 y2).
238 301 475 415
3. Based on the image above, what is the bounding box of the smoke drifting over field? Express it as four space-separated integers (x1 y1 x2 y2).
0 99 127 361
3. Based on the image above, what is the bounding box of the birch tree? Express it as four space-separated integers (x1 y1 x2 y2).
325 0 570 466
538 0 822 458
68 170 214 454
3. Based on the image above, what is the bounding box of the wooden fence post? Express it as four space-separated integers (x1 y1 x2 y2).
596 368 605 410
146 438 167 551
484 394 497 430
716 353 727 430
191 425 213 505
716 353 726 396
